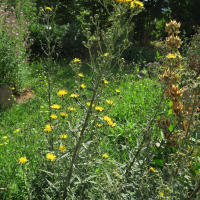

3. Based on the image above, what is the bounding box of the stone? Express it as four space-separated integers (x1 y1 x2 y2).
0 84 15 111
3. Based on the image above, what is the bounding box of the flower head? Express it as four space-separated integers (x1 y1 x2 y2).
95 106 104 112
68 107 76 111
80 84 86 89
102 154 109 158
86 102 94 107
59 145 67 152
73 58 81 62
50 114 58 119
46 153 56 161
106 100 115 105
3 136 7 139
46 7 51 10
60 112 68 117
150 167 158 172
44 124 52 132
60 134 67 139
102 79 108 84
78 73 84 77
19 157 28 164
51 104 61 109
115 89 120 94
57 90 68 97
69 94 79 98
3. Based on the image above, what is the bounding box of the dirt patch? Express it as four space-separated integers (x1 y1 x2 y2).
14 86 35 104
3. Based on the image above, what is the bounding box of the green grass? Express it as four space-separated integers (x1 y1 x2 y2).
0 53 169 199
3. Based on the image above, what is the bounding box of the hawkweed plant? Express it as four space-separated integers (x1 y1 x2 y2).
2 0 200 200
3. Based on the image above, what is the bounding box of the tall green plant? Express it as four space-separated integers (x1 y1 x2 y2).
0 0 33 94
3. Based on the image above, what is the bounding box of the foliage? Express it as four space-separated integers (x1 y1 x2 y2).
0 1 33 94
1 1 200 200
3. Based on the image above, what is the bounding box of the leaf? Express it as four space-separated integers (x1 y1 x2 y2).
168 109 173 115
168 123 174 132
153 158 164 166
169 100 173 107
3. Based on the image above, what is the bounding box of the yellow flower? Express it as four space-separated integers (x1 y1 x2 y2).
46 153 56 161
73 58 81 62
102 154 109 158
40 106 44 108
103 116 112 122
107 121 116 127
50 114 58 119
95 106 104 112
69 94 79 98
174 163 177 166
159 192 164 196
44 124 52 132
115 89 120 94
106 100 115 105
97 123 102 127
60 112 68 117
60 134 67 139
78 73 84 77
59 145 67 152
104 53 109 56
68 107 76 111
80 84 86 88
13 129 20 133
12 87 15 89
86 102 94 107
143 61 146 63
93 158 96 161
46 7 51 10
166 53 176 59
150 167 158 172
103 79 108 84
133 0 144 7
51 104 61 109
19 157 28 164
3 136 7 139
57 90 68 97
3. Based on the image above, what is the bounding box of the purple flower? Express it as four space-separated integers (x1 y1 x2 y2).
16 33 18 35
26 67 29 69
16 59 18 61
28 58 30 60
11 7 14 9
191 50 193 52
22 61 25 63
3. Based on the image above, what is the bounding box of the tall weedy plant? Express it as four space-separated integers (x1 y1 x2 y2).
0 0 33 94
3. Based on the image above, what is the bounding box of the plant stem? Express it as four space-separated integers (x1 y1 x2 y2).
62 59 108 200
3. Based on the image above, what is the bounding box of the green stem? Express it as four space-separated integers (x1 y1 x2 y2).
62 60 108 200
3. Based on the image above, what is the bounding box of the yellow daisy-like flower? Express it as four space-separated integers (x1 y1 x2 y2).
69 94 79 98
102 154 109 158
103 79 108 84
95 106 104 112
40 106 44 108
46 153 56 162
159 192 164 196
50 114 58 119
86 102 94 107
104 53 109 56
19 157 28 164
150 167 158 172
13 129 20 133
68 107 76 111
80 84 86 89
78 73 84 77
103 116 112 122
12 87 15 89
46 7 51 10
60 134 67 139
115 89 120 94
166 53 176 59
44 124 52 132
133 0 144 7
73 58 81 62
106 100 115 105
57 90 68 97
60 112 68 117
59 145 67 152
97 123 102 127
51 104 61 109
107 121 116 127
3 136 7 139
